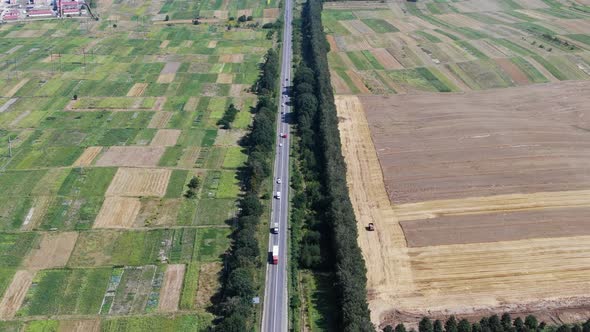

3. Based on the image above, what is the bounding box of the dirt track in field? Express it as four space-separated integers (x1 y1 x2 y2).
158 264 185 312
24 232 78 269
148 111 173 128
335 86 590 327
0 270 34 319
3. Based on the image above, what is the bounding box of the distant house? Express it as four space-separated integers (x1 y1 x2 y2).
27 9 54 17
60 1 80 14
1 9 20 20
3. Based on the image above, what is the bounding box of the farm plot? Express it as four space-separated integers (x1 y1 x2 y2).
17 268 111 316
0 0 273 325
23 232 78 270
361 81 590 204
334 81 590 327
158 264 185 312
324 0 590 95
95 147 166 167
105 168 171 197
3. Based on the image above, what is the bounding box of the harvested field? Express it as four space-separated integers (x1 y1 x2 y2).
24 232 78 269
361 81 590 204
371 48 403 70
148 112 173 128
157 62 181 84
93 196 141 228
105 168 171 197
57 319 101 332
150 129 181 147
0 270 34 319
127 83 148 97
73 147 102 167
158 264 185 312
95 146 166 167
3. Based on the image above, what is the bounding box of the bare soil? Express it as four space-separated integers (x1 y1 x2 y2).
95 146 166 167
361 81 590 204
158 264 185 312
24 232 78 269
494 58 529 85
402 207 590 247
105 168 171 197
127 83 148 97
219 54 244 63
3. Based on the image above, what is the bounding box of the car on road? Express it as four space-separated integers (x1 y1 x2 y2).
276 178 281 184
279 143 283 147
280 133 288 138
275 191 281 199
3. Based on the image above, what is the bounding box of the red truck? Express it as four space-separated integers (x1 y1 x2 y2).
272 245 279 264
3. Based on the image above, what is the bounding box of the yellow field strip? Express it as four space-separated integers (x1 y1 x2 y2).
394 189 590 222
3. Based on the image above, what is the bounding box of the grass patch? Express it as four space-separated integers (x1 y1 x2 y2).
222 147 247 169
158 146 184 167
179 262 199 310
18 268 111 316
510 57 548 83
165 169 189 198
195 198 236 225
456 40 489 59
360 19 399 33
196 227 231 262
0 232 38 267
101 314 206 331
415 31 442 43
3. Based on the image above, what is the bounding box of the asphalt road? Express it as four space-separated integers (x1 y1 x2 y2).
261 0 293 330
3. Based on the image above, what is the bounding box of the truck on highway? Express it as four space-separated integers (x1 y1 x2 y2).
272 222 279 234
272 245 279 264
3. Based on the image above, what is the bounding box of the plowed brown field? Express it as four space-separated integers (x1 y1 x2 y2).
335 81 590 328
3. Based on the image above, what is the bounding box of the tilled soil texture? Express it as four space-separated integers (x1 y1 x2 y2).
361 81 590 204
401 206 590 247
158 264 185 312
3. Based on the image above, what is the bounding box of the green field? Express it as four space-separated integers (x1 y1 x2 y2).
323 0 590 94
0 0 275 324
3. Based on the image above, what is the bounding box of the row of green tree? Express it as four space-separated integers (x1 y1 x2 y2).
384 314 590 332
291 0 374 330
213 47 280 331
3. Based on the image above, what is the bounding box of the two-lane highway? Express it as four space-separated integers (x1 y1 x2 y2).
261 0 293 330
